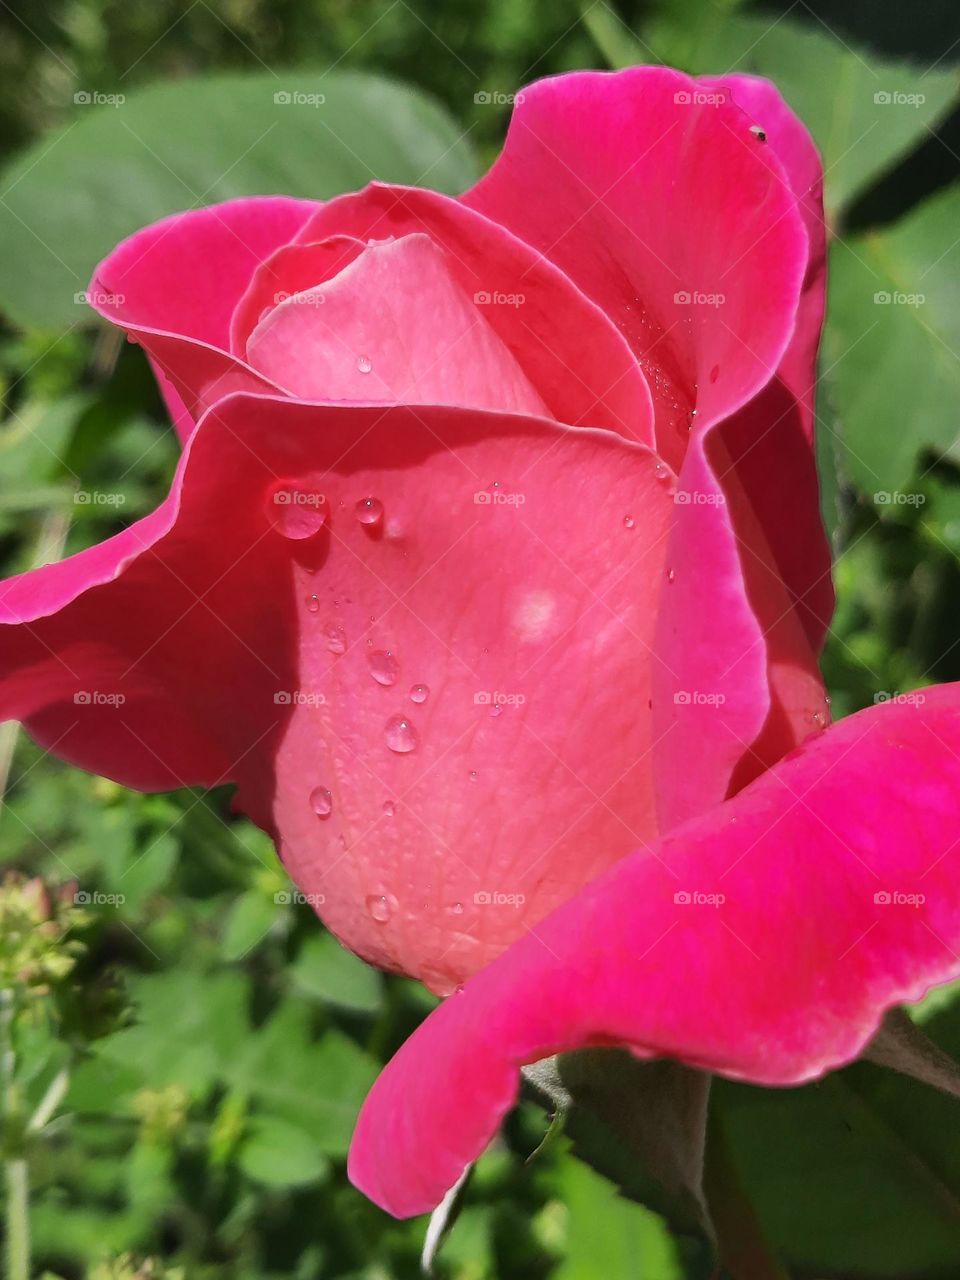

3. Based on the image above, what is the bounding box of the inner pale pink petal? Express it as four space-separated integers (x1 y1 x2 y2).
244 234 551 417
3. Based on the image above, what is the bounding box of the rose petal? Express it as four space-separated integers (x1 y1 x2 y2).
245 234 551 417
463 68 808 469
230 236 366 355
290 183 655 441
89 197 316 439
349 686 960 1216
2 392 674 988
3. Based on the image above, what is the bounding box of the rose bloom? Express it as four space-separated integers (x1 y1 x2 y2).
2 67 960 1218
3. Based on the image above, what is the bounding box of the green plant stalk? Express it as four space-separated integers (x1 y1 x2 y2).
1 989 29 1280
4 1157 28 1280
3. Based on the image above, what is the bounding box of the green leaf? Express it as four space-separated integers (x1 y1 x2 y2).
230 1000 378 1155
90 969 252 1101
717 1060 960 1276
825 185 960 494
290 931 384 1014
221 890 281 961
551 1145 687 1280
0 69 479 331
238 1116 330 1188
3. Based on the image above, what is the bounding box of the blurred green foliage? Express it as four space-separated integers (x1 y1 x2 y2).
0 0 959 1276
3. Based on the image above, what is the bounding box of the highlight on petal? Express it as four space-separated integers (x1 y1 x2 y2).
244 234 551 416
89 197 316 438
349 686 960 1217
463 67 809 468
290 183 655 441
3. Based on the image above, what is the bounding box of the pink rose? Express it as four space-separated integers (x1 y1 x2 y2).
2 67 959 1218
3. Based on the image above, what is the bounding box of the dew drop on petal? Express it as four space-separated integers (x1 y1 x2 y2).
355 496 383 526
448 901 464 916
365 892 397 922
305 593 320 613
309 786 332 818
325 623 346 655
266 482 328 540
385 715 418 753
709 364 720 384
382 799 396 818
654 461 670 483
468 769 478 783
409 683 429 704
489 704 503 719
357 355 373 375
623 514 636 530
667 568 676 584
369 649 399 686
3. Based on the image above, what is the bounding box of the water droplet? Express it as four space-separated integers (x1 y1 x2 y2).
305 593 320 613
448 901 464 916
309 786 332 818
409 683 429 703
355 496 383 526
357 354 373 374
382 799 396 818
385 715 418 753
654 461 670 483
325 623 346 655
812 710 825 729
468 769 478 783
369 649 399 686
623 514 636 530
366 892 397 922
489 704 503 719
667 568 676 584
266 481 327 540
709 364 720 384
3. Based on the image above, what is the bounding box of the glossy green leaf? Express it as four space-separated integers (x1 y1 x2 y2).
825 185 960 493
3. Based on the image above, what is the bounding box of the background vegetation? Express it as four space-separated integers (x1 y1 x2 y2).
0 0 959 1276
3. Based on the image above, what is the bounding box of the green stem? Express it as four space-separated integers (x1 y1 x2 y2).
1 989 29 1280
5 1158 28 1280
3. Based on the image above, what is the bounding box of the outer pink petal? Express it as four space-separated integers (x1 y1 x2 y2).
0 423 291 791
89 197 316 439
1 392 675 990
705 75 833 652
349 686 960 1216
710 73 826 445
289 183 655 442
244 234 550 417
211 397 673 992
462 68 808 469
